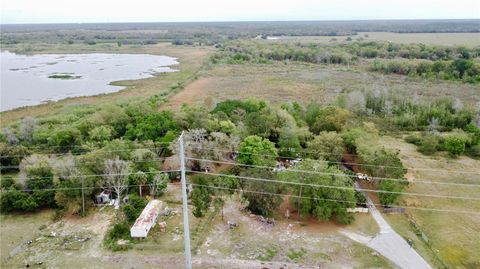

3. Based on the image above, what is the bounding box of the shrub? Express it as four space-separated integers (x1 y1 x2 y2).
104 222 131 251
237 135 277 166
418 135 439 155
307 132 344 162
378 180 404 206
404 134 422 145
444 135 467 156
0 190 38 212
122 194 146 222
470 145 480 158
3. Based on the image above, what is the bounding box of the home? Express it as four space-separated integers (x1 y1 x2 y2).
130 200 163 238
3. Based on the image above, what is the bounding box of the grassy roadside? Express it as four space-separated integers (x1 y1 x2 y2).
379 136 480 269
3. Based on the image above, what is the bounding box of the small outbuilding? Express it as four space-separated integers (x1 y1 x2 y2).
95 190 111 204
130 200 163 238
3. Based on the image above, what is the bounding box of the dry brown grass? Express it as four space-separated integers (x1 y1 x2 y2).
165 62 480 110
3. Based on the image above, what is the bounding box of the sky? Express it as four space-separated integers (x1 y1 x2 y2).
1 0 479 24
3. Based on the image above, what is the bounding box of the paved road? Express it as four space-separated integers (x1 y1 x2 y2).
342 182 432 269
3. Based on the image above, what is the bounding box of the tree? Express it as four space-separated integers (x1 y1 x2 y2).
19 117 37 143
346 91 367 114
149 171 168 197
237 135 277 166
278 126 302 158
190 175 213 218
309 106 350 134
378 180 403 206
0 190 38 212
240 169 283 217
22 156 55 208
125 111 178 141
132 149 158 172
279 159 355 224
132 171 147 197
123 194 146 222
89 125 113 143
104 157 131 209
1 127 18 145
48 127 82 151
53 155 90 215
307 132 345 162
0 143 30 172
212 174 238 220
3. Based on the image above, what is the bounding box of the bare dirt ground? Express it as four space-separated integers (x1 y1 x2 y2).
164 77 213 109
196 196 394 269
1 189 394 269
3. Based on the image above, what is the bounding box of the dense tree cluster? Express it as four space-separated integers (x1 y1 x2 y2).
212 41 480 83
2 94 477 222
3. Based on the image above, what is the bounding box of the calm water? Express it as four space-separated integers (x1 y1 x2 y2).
0 51 178 111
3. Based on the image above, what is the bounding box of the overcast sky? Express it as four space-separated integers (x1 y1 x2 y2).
1 0 479 24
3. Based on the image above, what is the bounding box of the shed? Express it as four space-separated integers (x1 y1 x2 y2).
130 200 163 238
95 190 111 204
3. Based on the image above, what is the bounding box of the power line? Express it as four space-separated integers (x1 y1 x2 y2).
1 156 173 170
189 171 480 201
186 157 480 188
188 183 480 216
4 141 174 151
1 169 181 181
184 143 480 175
0 170 181 193
0 146 172 159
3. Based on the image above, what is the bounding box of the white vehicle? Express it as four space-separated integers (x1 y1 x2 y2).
356 173 370 181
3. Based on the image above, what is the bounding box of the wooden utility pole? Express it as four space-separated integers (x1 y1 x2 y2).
179 132 192 269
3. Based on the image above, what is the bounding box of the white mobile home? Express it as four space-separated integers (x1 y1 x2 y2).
130 200 163 238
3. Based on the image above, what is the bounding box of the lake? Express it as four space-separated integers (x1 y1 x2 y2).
0 51 178 111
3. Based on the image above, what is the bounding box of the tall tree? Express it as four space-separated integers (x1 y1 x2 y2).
279 159 355 224
104 157 131 209
238 135 277 166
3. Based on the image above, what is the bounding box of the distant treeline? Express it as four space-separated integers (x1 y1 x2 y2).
1 19 479 45
212 41 480 83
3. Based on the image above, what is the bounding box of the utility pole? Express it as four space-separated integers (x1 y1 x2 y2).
81 176 85 217
179 132 192 269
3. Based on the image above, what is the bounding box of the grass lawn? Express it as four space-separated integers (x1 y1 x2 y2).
379 136 480 269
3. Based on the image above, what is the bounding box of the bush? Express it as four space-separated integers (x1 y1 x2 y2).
122 194 146 222
307 132 344 162
470 145 480 158
378 180 404 206
48 127 82 151
418 135 439 155
444 135 467 156
0 190 38 212
309 106 350 134
104 222 131 251
404 134 422 145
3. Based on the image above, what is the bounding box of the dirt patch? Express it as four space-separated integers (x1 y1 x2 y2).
164 77 212 109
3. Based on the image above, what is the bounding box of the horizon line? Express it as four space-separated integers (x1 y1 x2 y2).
1 18 479 26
